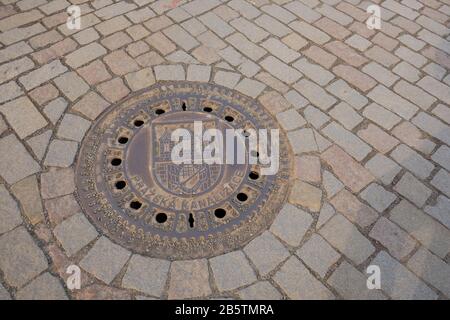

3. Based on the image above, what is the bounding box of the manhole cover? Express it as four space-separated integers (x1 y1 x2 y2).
75 82 292 259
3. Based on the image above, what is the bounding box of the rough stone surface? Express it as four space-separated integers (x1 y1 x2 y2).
0 227 48 287
80 237 131 284
122 255 169 297
168 259 211 299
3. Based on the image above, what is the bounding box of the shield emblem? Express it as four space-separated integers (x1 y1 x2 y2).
151 118 222 196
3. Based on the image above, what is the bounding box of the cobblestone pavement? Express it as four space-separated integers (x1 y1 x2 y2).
0 0 450 300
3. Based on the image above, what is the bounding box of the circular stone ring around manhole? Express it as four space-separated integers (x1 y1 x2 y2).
75 82 293 259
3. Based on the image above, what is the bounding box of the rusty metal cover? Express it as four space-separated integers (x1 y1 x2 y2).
75 82 292 259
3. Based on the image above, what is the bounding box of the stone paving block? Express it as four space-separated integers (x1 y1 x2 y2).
168 259 211 299
393 61 421 83
19 59 67 90
284 1 321 22
228 0 260 19
431 169 450 198
200 12 234 38
77 60 112 85
26 130 52 161
368 85 419 120
44 139 78 168
273 256 334 300
11 175 43 225
44 194 80 225
289 21 330 45
322 122 371 161
370 217 416 260
244 231 289 276
296 234 340 278
407 247 450 298
40 168 75 200
261 4 296 23
294 79 336 111
0 96 47 139
16 273 67 300
0 135 40 185
394 172 431 208
53 212 98 257
322 170 344 199
371 251 436 300
187 65 211 82
366 45 400 68
29 83 59 106
282 33 308 51
0 57 34 85
0 10 43 32
321 145 374 193
43 98 68 125
357 124 399 154
390 200 450 259
289 180 322 213
73 28 100 45
104 50 139 76
325 41 368 67
261 38 300 64
432 104 450 125
234 78 265 98
317 202 336 229
54 72 90 102
392 122 435 155
294 155 321 183
327 261 386 300
360 183 397 213
412 112 450 146
122 254 169 297
329 102 362 130
226 33 266 61
319 214 375 265
214 71 240 89
210 251 256 291
330 189 378 228
95 1 136 19
303 105 330 129
424 195 450 229
57 114 91 142
81 237 131 284
293 58 334 86
163 24 199 51
394 80 436 111
101 32 132 51
362 62 399 87
314 17 351 40
333 65 376 93
287 128 318 154
326 80 368 110
365 153 402 185
0 184 22 235
125 67 155 92
303 46 337 69
345 34 371 51
0 227 48 287
0 22 45 46
181 0 220 16
238 281 282 300
95 16 131 36
97 78 130 103
270 203 312 247
391 144 434 179
276 109 306 131
154 65 185 81
72 92 110 121
260 56 302 85
65 43 107 69
0 41 32 64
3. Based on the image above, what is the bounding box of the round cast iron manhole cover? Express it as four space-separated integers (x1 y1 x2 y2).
75 82 292 259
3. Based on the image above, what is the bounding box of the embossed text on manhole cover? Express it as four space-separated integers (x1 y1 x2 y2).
75 82 292 259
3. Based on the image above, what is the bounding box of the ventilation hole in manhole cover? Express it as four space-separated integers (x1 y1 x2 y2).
75 81 292 259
